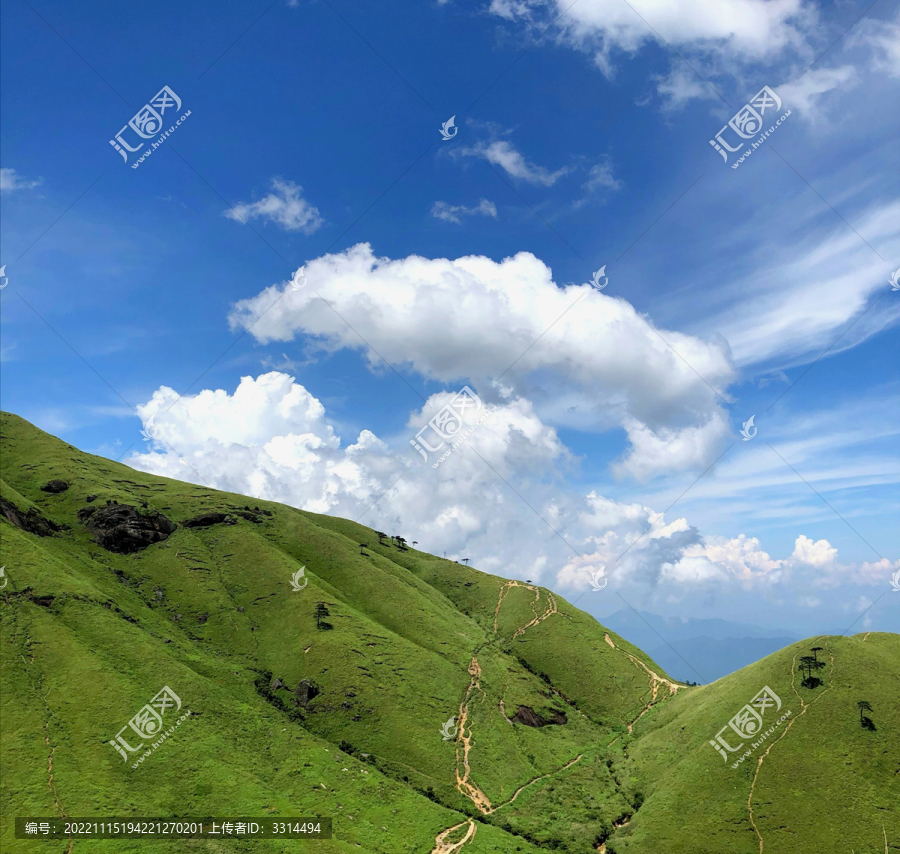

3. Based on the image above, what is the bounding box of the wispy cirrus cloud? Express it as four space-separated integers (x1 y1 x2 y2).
453 136 571 186
430 198 498 223
696 199 900 369
775 65 857 121
848 8 900 78
582 160 622 193
1 167 43 192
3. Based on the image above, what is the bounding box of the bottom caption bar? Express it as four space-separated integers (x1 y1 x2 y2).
16 818 332 839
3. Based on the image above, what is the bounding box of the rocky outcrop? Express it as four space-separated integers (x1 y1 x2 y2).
0 497 64 537
84 503 177 554
40 479 69 494
294 679 320 708
77 506 97 522
511 705 567 727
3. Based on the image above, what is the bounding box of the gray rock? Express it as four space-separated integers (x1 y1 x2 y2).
1 497 64 537
84 503 177 554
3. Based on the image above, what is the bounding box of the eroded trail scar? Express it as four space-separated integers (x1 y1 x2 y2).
605 634 680 701
622 650 681 701
748 639 835 854
430 819 477 854
454 657 492 813
493 580 559 639
44 722 73 853
603 633 679 733
493 580 533 634
512 590 558 639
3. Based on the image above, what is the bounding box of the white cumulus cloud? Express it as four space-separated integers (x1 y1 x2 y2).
128 373 707 585
792 534 838 568
126 373 895 605
227 243 736 482
225 178 323 234
675 534 784 584
489 0 815 73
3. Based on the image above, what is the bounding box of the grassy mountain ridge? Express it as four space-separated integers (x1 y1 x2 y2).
1 412 897 853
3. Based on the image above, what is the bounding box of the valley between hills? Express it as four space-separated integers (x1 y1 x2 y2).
1 411 897 853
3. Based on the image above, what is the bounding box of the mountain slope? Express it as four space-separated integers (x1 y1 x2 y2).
1 412 897 854
614 632 899 853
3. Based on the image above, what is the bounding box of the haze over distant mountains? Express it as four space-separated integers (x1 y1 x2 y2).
600 610 801 684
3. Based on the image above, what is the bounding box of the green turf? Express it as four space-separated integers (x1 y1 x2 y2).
1 411 897 853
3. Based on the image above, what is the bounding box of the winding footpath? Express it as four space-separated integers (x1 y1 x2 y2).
488 752 584 815
603 633 680 734
747 638 835 854
454 657 492 813
433 585 681 851
430 819 477 854
433 581 567 850
492 581 559 640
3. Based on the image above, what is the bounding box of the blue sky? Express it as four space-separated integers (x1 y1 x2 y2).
2 0 899 640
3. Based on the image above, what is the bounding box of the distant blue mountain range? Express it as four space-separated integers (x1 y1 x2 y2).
601 609 801 684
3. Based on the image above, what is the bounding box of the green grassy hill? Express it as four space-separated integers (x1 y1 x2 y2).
1 412 897 853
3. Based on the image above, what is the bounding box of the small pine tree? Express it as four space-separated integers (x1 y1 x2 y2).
798 655 825 688
315 602 333 631
857 700 875 730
